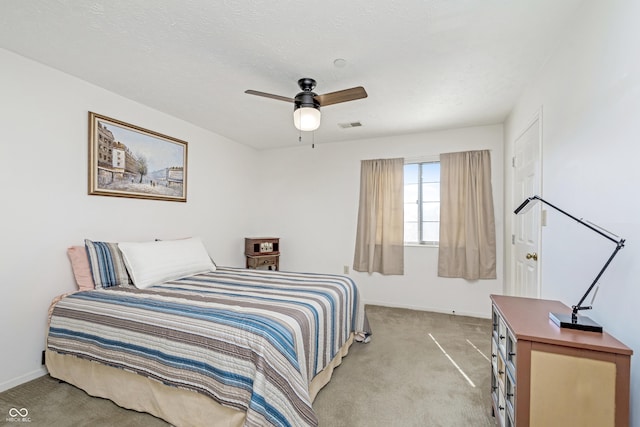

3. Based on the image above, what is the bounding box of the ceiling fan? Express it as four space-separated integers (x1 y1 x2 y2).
245 78 367 131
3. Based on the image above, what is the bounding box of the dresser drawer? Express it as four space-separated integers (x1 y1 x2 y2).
496 349 506 390
491 337 498 372
506 330 517 375
246 255 278 269
505 369 516 419
491 369 504 426
496 387 507 427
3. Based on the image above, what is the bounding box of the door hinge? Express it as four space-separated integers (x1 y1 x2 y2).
512 156 516 167
511 234 515 245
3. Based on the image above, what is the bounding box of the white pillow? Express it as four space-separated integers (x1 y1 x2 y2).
118 237 216 289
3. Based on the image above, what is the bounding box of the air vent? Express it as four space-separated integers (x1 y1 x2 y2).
338 121 363 129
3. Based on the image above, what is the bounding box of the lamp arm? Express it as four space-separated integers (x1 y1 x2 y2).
530 196 620 245
572 239 625 316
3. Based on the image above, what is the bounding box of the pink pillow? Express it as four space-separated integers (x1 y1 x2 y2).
67 246 95 290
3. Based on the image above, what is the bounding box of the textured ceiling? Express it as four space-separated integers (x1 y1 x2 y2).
0 0 584 150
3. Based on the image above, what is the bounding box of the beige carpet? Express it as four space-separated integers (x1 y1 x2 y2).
0 305 495 426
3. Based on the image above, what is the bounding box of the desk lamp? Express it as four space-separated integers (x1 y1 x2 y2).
514 195 625 333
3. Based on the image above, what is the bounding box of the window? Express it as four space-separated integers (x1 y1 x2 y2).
404 161 440 245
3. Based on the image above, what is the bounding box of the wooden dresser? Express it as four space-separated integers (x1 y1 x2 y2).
490 295 632 427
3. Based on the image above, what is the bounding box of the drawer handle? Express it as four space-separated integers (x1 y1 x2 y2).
491 353 497 359
508 352 516 357
499 335 505 341
498 370 504 375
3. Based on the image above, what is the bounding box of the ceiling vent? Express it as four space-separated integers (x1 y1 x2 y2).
338 121 363 129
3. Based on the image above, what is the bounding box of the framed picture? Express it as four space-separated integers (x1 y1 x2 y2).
88 112 188 202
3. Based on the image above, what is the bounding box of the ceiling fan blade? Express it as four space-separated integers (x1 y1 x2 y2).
245 90 294 103
315 86 368 107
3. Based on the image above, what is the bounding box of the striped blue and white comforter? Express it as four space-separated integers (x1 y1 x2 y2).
47 267 368 427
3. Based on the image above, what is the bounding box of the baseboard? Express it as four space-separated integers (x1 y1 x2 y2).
363 299 491 319
0 366 48 393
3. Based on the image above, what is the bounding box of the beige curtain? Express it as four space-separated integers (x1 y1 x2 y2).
353 158 404 275
438 150 496 280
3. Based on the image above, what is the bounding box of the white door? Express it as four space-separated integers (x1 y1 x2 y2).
512 115 542 298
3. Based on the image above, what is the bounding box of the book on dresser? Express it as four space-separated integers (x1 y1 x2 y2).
490 294 632 427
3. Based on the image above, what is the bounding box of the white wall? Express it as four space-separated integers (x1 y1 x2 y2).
504 0 640 422
256 125 504 318
0 49 258 391
0 48 503 394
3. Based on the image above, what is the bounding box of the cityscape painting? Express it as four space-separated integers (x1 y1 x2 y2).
88 112 188 202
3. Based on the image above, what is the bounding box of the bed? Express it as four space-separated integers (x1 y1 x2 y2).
46 238 369 427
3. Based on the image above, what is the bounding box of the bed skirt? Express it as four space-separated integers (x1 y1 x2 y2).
46 333 354 427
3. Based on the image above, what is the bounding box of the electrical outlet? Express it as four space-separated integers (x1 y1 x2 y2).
343 265 349 274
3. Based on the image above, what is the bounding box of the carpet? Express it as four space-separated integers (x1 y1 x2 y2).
0 305 495 426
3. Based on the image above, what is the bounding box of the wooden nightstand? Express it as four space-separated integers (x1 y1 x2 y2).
245 237 279 271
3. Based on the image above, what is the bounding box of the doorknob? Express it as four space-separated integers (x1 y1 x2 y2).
526 252 538 261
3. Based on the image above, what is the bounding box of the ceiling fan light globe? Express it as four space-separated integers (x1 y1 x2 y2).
293 107 321 131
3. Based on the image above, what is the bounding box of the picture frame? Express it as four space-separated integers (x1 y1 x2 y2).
88 112 188 202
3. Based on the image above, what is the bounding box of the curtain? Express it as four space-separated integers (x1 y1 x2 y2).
353 158 404 275
438 150 496 280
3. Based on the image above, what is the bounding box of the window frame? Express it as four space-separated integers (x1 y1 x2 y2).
404 156 440 247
